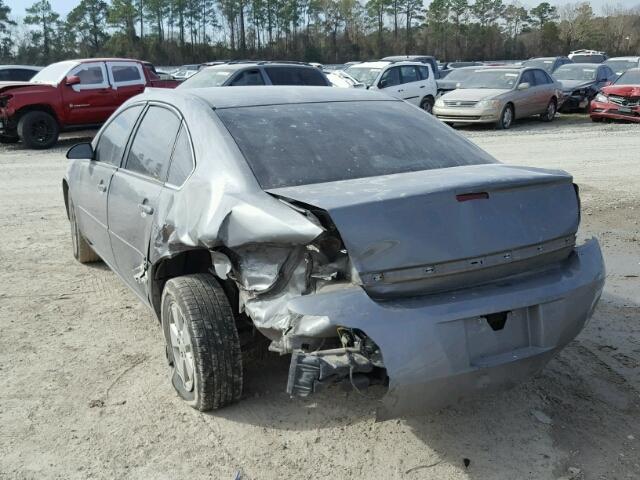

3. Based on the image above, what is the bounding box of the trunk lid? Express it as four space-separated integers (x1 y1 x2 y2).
268 164 579 298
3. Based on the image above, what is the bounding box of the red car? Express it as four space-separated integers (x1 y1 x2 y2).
0 58 178 148
590 68 640 123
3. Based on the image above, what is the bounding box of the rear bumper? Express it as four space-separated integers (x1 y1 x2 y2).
286 239 605 418
433 105 500 124
590 100 640 122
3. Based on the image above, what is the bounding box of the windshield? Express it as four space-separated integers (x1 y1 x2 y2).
444 68 478 83
523 58 555 73
614 70 640 85
177 68 236 88
571 54 605 63
30 60 77 84
604 59 638 74
217 100 496 189
554 65 597 81
344 67 382 86
463 70 519 89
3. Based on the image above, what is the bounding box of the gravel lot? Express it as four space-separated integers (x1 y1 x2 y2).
1 115 639 480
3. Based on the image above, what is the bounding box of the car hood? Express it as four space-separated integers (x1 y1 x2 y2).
0 81 56 95
601 84 640 97
441 88 508 101
559 79 594 91
436 79 461 89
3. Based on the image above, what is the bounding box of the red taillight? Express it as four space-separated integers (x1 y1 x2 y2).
456 192 489 202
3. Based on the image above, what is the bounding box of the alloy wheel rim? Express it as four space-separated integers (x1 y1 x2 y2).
503 108 513 127
31 120 52 144
548 102 556 118
70 205 79 256
168 302 195 392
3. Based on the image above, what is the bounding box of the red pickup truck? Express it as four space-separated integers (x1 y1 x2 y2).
0 58 178 149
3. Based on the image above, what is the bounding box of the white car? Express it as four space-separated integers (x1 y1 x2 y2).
345 61 437 112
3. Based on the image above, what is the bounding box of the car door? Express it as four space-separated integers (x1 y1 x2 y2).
73 104 144 269
513 70 537 118
397 66 422 105
107 104 182 302
107 61 147 105
61 62 117 125
532 69 554 113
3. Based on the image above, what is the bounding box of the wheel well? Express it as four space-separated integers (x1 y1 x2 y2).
505 102 515 117
149 248 243 323
62 180 69 219
421 95 434 104
16 104 60 127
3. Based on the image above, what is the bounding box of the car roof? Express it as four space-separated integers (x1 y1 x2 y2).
350 60 428 69
605 56 640 61
382 55 435 61
564 63 604 67
151 85 396 109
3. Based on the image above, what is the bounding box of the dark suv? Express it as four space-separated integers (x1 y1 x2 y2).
177 61 330 88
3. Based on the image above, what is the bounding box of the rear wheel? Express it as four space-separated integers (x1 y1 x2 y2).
420 96 434 114
68 196 100 264
496 104 514 130
540 99 557 122
161 274 243 411
17 111 60 149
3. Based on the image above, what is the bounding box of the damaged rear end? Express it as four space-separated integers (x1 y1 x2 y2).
211 163 604 418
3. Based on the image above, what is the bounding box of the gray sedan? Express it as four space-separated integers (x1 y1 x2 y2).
434 67 563 129
63 87 604 417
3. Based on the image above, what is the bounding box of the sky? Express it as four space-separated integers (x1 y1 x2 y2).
5 0 640 19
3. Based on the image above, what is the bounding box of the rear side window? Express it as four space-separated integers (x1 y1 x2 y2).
418 66 430 80
399 66 419 84
264 67 328 86
111 64 143 83
125 106 181 181
230 69 265 86
95 105 144 166
167 125 195 186
217 100 496 189
533 70 550 85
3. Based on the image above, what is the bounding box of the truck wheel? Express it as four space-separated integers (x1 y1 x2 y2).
17 111 60 149
420 96 434 114
161 274 243 411
0 134 19 144
68 195 100 263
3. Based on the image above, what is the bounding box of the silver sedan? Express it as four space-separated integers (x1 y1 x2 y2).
434 67 564 129
63 87 603 418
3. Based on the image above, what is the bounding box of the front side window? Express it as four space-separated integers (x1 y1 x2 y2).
125 106 181 181
69 63 108 89
379 67 401 88
167 125 195 186
94 105 144 166
399 66 419 84
217 100 496 189
520 71 536 86
264 67 328 86
230 69 265 86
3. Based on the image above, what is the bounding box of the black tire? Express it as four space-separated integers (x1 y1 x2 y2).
420 96 435 114
68 195 100 264
17 111 60 149
496 104 514 130
0 134 19 144
161 274 243 411
540 98 557 122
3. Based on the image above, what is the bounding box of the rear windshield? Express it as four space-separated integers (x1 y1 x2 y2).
571 55 605 63
217 100 496 189
263 67 328 86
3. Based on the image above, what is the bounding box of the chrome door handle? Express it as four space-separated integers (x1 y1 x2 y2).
138 203 154 215
97 182 107 193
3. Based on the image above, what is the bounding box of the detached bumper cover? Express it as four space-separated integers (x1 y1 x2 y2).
287 239 605 418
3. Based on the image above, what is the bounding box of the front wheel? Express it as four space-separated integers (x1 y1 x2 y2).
540 99 557 122
161 274 243 411
68 195 100 264
17 111 60 149
420 96 435 114
495 104 514 130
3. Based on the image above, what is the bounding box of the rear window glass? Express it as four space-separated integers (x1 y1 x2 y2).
217 101 496 189
264 67 328 86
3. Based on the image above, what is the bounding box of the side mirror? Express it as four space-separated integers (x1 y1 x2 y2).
65 75 81 86
517 82 530 90
67 142 94 160
378 79 388 89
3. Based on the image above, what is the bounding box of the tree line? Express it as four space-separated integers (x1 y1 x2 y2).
0 0 638 66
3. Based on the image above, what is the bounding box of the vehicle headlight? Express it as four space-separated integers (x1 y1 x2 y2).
595 93 608 103
435 98 445 107
476 99 501 109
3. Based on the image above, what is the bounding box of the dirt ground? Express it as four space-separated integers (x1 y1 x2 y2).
1 115 638 480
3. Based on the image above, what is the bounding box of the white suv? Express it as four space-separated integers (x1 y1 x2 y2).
344 61 438 112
